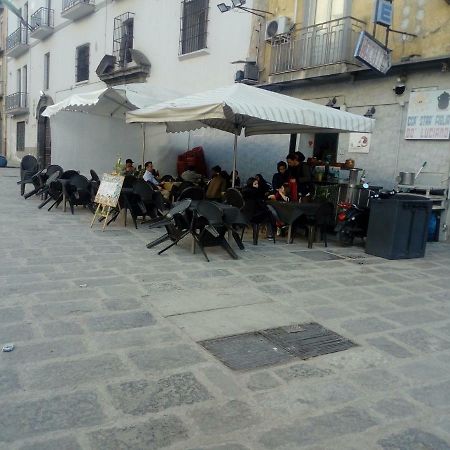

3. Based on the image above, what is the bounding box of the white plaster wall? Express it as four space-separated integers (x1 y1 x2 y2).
6 0 265 172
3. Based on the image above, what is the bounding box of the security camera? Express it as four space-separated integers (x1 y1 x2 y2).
393 84 406 96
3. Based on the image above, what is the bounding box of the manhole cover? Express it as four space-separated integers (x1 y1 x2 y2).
261 323 356 359
199 323 356 371
199 333 293 370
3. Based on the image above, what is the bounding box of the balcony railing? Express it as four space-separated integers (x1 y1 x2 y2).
6 27 29 58
30 7 54 39
62 0 95 21
6 92 29 115
270 16 366 75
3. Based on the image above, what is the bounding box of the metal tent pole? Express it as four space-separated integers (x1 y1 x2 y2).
141 123 146 166
232 132 238 188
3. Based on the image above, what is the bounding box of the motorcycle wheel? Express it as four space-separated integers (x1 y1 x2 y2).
338 228 354 245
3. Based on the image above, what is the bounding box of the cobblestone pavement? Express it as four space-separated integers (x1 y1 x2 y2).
1 167 450 450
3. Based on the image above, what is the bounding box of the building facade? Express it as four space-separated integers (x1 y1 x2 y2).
4 0 264 171
258 0 450 239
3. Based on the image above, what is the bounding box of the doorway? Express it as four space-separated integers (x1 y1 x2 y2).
37 107 51 168
313 133 339 162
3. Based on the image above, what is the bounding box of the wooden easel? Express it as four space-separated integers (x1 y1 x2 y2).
91 203 113 231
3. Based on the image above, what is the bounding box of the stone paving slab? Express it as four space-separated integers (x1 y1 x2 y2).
1 169 450 449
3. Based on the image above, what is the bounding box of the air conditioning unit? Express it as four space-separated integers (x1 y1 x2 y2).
235 63 259 83
265 16 291 40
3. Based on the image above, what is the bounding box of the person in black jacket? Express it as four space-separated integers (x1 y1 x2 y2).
286 153 312 198
272 161 288 190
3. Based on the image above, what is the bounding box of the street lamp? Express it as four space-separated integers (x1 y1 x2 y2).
217 1 273 18
217 3 231 13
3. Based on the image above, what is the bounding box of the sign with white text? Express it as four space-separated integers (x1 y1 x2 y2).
376 0 393 27
354 31 391 74
405 90 450 140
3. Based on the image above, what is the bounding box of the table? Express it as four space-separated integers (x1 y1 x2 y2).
267 201 322 244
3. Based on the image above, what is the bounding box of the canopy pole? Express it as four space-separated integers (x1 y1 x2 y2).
232 131 238 188
141 124 146 166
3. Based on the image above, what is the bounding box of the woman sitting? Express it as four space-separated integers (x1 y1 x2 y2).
272 161 288 190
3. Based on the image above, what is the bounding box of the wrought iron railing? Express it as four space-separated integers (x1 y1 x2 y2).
270 16 366 75
31 7 54 29
6 27 28 51
62 0 95 12
6 92 28 111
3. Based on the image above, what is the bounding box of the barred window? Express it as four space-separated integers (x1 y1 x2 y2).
76 43 90 82
17 122 25 152
113 13 135 67
180 0 209 55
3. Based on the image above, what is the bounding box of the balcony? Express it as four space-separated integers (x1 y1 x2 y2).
6 27 29 58
30 7 54 40
61 0 95 21
6 92 29 116
269 17 366 80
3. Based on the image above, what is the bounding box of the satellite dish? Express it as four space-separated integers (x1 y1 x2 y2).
266 20 279 38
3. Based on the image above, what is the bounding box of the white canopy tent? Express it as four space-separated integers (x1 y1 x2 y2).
127 83 375 185
42 83 179 174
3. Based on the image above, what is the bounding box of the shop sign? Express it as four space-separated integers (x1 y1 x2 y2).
354 31 391 74
348 132 371 153
376 0 393 27
405 90 450 140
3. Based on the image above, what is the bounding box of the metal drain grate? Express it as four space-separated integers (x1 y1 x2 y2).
199 323 356 370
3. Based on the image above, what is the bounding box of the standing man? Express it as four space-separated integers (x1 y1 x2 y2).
286 153 312 200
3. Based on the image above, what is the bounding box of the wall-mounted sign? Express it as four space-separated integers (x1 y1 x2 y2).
405 90 450 140
348 132 372 153
376 0 393 27
354 31 391 74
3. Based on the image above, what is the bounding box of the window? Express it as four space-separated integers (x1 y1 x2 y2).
180 0 209 55
22 65 27 94
16 68 21 92
113 13 134 67
16 122 25 152
75 43 90 82
44 53 50 90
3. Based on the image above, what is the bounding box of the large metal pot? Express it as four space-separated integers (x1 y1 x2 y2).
398 171 416 185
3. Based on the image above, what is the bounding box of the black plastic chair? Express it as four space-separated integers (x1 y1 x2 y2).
193 201 238 261
178 186 205 201
224 188 244 209
146 199 192 251
133 179 164 221
24 164 64 200
304 202 334 248
37 172 63 209
66 174 95 214
44 170 79 211
241 196 276 245
89 169 101 197
18 155 39 196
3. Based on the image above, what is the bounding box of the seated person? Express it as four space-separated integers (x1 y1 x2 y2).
268 183 291 235
230 170 241 187
272 161 288 190
122 159 136 176
220 170 232 189
241 177 274 239
255 173 271 198
143 161 170 201
181 165 202 184
268 183 290 202
206 165 227 201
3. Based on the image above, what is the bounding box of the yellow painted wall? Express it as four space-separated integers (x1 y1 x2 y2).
263 0 450 77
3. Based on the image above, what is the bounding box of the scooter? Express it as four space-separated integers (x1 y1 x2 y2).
335 188 393 245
